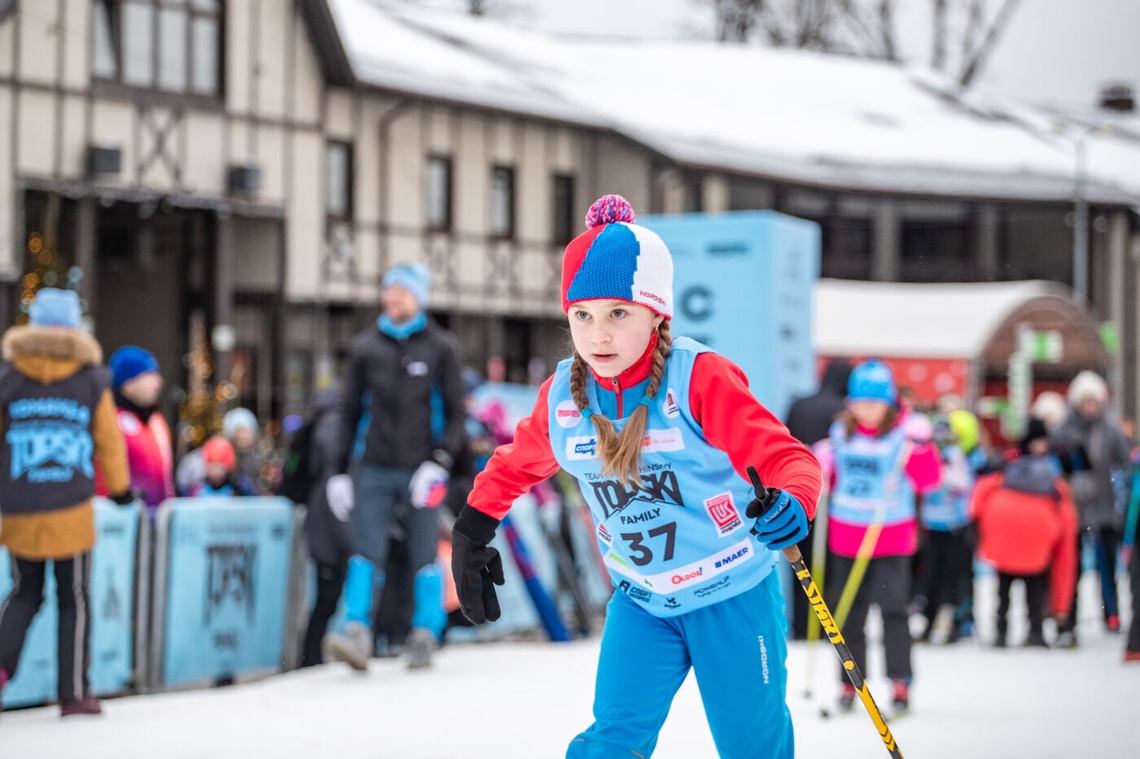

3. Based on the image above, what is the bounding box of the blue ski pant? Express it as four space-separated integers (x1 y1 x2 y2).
343 463 445 637
567 571 793 759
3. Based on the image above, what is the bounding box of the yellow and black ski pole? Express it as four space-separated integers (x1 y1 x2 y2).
784 541 905 758
747 467 904 759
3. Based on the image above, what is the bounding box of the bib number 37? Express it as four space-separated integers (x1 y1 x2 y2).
621 522 677 567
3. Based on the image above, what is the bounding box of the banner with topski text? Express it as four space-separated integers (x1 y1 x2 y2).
155 497 294 687
642 210 820 420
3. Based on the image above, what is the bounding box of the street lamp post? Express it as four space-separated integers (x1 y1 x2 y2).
1069 122 1116 307
1072 133 1089 307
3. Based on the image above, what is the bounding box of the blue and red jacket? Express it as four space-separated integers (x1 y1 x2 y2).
465 334 821 616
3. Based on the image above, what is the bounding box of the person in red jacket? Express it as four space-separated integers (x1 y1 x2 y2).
971 418 1078 648
96 346 175 517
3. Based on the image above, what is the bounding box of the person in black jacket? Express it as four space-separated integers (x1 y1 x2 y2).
297 386 353 667
783 358 851 639
324 263 466 671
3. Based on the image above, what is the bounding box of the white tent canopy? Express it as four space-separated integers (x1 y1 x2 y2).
812 278 1073 359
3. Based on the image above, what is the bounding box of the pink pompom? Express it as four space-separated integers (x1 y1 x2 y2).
584 194 636 229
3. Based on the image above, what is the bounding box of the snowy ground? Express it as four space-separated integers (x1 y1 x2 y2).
3 575 1137 758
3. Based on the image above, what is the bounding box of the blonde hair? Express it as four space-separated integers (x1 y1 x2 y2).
841 406 898 439
570 320 672 486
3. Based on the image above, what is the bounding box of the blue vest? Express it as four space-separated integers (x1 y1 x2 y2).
548 338 777 618
0 362 104 514
920 446 972 531
829 421 916 527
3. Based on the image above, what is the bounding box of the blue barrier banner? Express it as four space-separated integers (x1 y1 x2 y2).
159 497 294 687
642 211 820 418
0 499 140 708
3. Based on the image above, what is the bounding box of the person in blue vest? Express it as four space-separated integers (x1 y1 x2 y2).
913 414 975 644
450 195 822 759
0 288 133 717
825 359 941 718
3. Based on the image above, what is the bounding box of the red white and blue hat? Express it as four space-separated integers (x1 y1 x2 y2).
561 195 673 319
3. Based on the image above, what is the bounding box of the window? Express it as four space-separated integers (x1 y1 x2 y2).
93 0 223 97
899 201 977 282
728 177 774 211
552 174 576 245
426 156 453 231
490 166 515 239
325 141 353 219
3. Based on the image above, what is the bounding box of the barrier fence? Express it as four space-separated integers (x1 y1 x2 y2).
0 492 611 709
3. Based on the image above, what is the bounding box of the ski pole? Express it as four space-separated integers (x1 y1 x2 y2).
832 516 884 630
803 485 829 700
748 468 905 759
785 542 905 758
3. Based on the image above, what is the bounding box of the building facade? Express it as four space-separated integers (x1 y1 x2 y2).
1 0 1137 434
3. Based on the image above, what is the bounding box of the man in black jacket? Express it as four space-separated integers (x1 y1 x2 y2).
324 263 467 671
783 358 851 639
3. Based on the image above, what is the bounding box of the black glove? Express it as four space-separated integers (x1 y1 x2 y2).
110 489 141 507
745 466 809 550
450 507 505 625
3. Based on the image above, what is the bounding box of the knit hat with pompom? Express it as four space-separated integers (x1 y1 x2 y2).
560 195 673 318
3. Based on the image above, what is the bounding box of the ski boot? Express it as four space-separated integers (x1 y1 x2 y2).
405 627 436 670
1054 620 1078 649
60 697 103 717
325 621 374 672
837 683 857 713
889 680 909 719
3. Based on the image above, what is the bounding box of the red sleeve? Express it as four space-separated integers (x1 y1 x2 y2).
969 472 1000 521
689 352 822 519
466 376 562 521
1050 480 1079 619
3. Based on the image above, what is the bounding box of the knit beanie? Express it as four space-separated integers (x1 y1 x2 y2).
381 263 431 309
561 195 673 318
1067 370 1108 407
947 409 981 453
28 288 82 329
202 436 236 470
110 346 159 390
223 407 259 440
1030 391 1068 429
1019 417 1050 454
847 358 897 405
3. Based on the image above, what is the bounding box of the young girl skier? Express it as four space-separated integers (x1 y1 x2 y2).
450 195 822 758
825 360 940 717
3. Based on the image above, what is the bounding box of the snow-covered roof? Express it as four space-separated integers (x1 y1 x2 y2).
812 278 1070 359
325 0 1140 205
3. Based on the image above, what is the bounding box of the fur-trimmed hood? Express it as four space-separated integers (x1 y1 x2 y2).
2 324 104 383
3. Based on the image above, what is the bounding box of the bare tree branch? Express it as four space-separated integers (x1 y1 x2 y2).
876 0 898 60
834 0 889 57
692 0 1015 79
958 0 1021 87
932 0 948 71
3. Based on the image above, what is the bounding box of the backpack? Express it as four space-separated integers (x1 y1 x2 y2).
277 419 318 503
